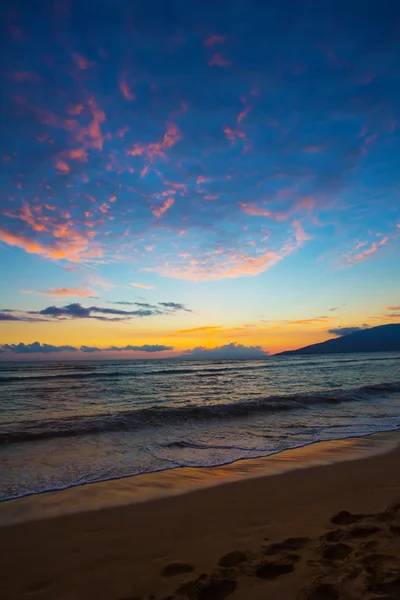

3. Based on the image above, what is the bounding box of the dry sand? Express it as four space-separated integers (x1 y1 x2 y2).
1 431 400 600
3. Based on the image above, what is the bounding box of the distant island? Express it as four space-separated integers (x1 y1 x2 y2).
276 324 400 356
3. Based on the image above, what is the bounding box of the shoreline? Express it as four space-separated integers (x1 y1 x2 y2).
1 428 398 527
1 429 400 599
2 425 398 506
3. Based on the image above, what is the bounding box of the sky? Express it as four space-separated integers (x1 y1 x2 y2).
0 0 399 360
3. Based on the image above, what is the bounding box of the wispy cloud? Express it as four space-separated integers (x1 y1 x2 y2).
178 325 223 333
2 301 192 323
208 53 231 67
343 236 389 265
203 35 226 47
131 283 155 290
22 287 98 298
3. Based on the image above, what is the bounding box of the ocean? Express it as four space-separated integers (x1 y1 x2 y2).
1 352 400 501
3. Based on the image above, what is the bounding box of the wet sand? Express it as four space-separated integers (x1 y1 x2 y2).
1 430 400 599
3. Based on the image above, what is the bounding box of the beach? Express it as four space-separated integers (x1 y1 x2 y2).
1 430 400 600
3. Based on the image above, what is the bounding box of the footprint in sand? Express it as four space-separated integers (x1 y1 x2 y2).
330 510 363 525
255 556 298 579
390 524 400 535
161 562 195 578
218 550 248 568
348 524 382 538
323 530 344 543
264 536 311 555
322 542 353 560
176 575 236 600
298 583 340 600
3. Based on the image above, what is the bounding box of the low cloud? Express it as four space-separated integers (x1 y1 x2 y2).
181 342 269 359
1 342 174 355
159 302 192 312
81 344 173 353
0 312 25 321
1 342 78 354
328 325 369 337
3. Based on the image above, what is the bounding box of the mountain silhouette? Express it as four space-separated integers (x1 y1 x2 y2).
277 324 400 356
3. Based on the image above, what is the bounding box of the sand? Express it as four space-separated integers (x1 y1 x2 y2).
1 431 400 600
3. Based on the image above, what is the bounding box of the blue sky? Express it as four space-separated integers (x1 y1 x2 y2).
0 0 399 358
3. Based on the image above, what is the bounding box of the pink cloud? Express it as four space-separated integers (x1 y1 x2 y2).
292 220 311 245
302 145 324 153
344 236 389 265
120 73 135 101
71 53 93 70
208 53 231 67
152 197 175 219
131 282 155 290
158 228 308 281
204 35 226 47
64 148 88 162
22 287 97 297
240 203 291 221
224 127 245 142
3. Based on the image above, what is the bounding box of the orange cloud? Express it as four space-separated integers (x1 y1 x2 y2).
19 202 47 232
204 35 226 47
0 224 102 263
64 148 88 161
120 73 135 101
237 104 252 123
152 197 175 219
224 127 245 142
178 325 223 333
55 160 70 173
286 317 329 325
80 98 105 150
128 122 181 161
131 282 155 290
209 53 231 67
22 287 97 297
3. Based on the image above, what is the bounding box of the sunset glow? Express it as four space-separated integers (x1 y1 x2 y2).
1 0 399 359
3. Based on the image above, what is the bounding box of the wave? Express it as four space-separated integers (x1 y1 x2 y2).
1 381 399 445
3 354 400 384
